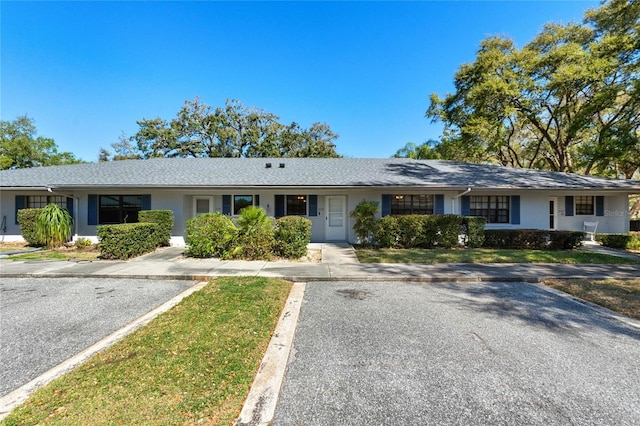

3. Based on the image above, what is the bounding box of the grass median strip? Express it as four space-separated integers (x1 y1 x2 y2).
543 279 640 321
1 277 292 426
356 248 638 264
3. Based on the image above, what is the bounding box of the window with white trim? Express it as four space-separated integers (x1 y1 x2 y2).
99 195 143 224
575 196 594 215
27 195 67 209
391 194 434 215
286 195 307 215
233 195 254 214
470 196 509 223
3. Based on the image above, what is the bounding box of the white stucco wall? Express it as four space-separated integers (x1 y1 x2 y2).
1 188 633 244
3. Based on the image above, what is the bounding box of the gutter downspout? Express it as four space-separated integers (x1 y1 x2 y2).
453 187 472 215
47 187 79 240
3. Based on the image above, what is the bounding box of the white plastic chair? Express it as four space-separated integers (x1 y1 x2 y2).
584 221 598 241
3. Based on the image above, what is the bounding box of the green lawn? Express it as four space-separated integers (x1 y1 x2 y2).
356 248 638 264
1 277 292 426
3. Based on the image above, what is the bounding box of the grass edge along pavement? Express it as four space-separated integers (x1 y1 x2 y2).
355 248 639 264
0 277 292 426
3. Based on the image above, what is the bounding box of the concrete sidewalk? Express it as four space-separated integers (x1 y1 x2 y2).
1 243 638 282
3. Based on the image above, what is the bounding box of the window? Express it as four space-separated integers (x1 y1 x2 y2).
27 195 67 209
391 194 434 215
286 195 307 216
99 195 143 224
470 196 509 223
233 195 253 214
575 196 594 215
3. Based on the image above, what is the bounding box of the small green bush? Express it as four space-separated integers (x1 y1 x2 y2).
97 223 159 260
74 237 93 248
629 233 640 250
185 213 237 258
17 208 44 246
373 214 466 249
275 216 312 258
463 217 486 248
350 200 379 246
232 206 275 260
139 210 174 246
597 233 633 249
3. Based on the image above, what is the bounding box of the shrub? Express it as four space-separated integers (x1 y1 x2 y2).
74 237 93 248
548 231 585 250
17 208 44 246
436 214 464 248
374 215 401 248
629 233 640 250
36 203 73 248
97 223 159 260
139 210 174 246
232 206 275 260
350 200 379 246
185 213 237 258
463 217 486 248
598 233 633 249
275 216 312 258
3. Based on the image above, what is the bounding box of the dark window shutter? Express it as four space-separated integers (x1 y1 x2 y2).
510 195 520 225
15 195 26 224
309 195 318 217
88 194 98 225
381 194 391 217
461 195 471 216
434 194 445 215
565 196 574 217
255 194 260 208
222 195 231 215
66 197 74 220
142 195 151 210
596 196 604 216
275 195 285 218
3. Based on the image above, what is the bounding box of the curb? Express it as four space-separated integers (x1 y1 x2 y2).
0 281 209 421
234 282 306 426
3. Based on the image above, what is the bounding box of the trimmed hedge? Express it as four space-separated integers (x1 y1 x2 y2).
97 223 159 260
139 210 174 246
185 213 237 258
373 214 464 249
17 208 44 246
483 229 585 250
463 217 486 248
275 216 312 258
597 233 640 250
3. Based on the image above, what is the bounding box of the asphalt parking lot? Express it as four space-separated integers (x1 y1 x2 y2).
0 277 196 396
274 281 640 425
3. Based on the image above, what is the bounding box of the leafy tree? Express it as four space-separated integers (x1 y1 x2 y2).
0 116 83 169
426 0 639 178
393 140 442 160
99 132 141 162
100 98 341 160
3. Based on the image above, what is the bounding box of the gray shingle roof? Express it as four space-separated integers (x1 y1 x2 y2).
1 158 639 190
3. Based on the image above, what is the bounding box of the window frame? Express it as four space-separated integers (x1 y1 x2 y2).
233 195 254 215
286 195 307 216
27 195 67 209
98 195 144 225
390 194 434 215
575 196 594 216
469 195 510 224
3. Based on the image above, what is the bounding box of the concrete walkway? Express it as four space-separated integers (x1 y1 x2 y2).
1 242 639 282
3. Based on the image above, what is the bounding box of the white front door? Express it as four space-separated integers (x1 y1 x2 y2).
325 196 346 241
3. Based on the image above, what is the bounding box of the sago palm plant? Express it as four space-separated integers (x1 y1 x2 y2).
36 203 73 248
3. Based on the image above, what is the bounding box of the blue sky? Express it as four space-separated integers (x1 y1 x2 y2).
2 1 600 162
